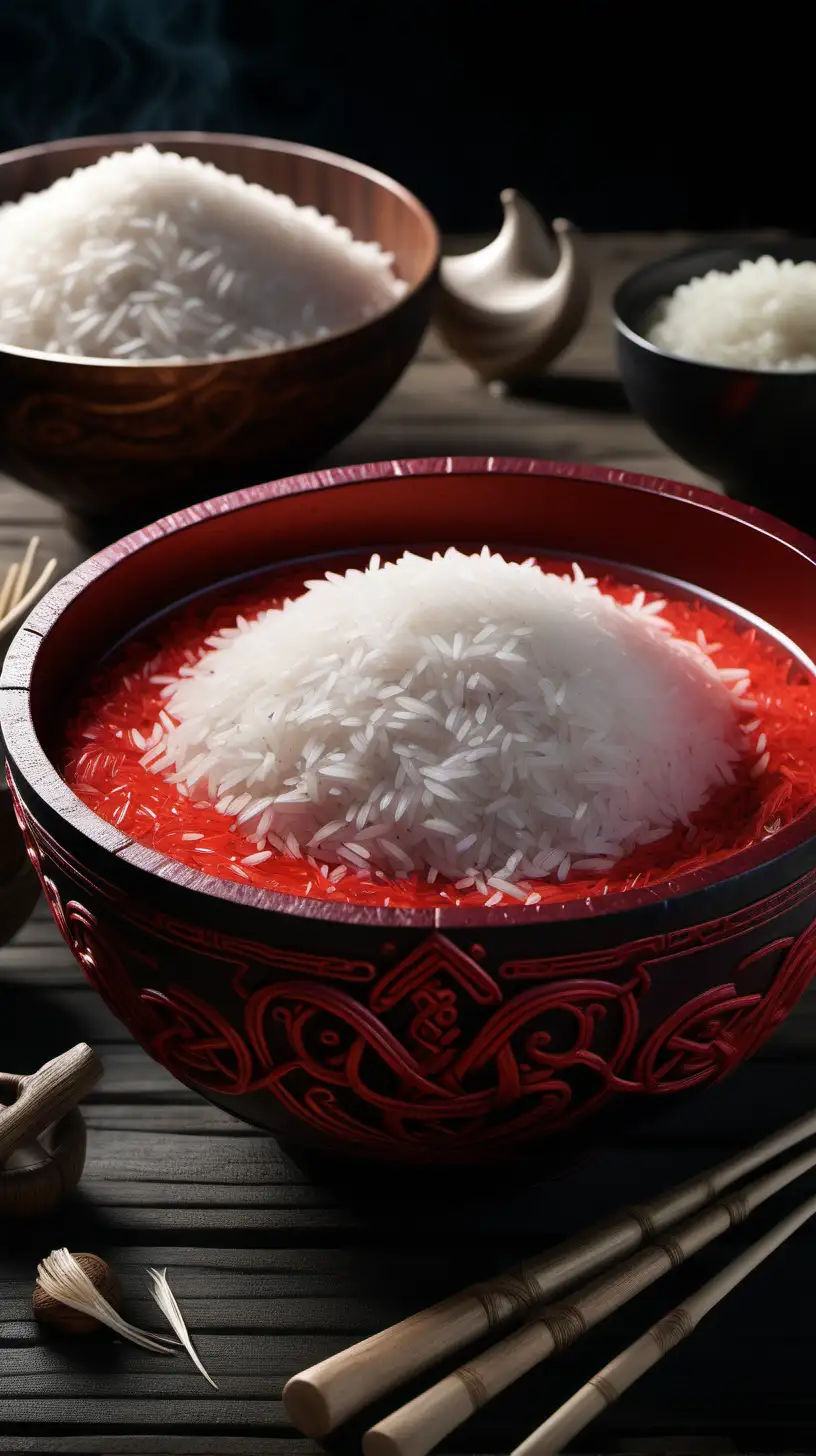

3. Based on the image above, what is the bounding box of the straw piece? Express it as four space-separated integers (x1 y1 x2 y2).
0 563 18 623
0 537 56 633
9 535 38 611
283 1106 816 1437
363 1144 816 1456
3 557 57 626
511 1191 816 1456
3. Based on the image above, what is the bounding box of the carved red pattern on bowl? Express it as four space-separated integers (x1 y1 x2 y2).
10 774 816 1158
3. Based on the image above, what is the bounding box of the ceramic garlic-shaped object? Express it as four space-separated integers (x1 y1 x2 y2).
434 189 590 382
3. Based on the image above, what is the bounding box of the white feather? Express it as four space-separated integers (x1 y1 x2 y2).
147 1266 218 1389
36 1250 176 1355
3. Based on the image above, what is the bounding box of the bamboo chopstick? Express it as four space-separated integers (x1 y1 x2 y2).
511 1190 816 1456
0 538 57 632
2 557 57 628
363 1143 816 1456
9 534 39 613
0 563 19 623
283 1107 816 1437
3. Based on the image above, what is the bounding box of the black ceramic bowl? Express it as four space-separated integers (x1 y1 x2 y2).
3 459 816 1169
614 240 816 533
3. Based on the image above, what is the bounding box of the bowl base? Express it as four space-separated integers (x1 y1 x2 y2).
275 1132 592 1199
250 1089 706 1204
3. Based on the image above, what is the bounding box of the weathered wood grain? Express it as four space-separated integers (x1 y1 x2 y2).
0 1444 320 1455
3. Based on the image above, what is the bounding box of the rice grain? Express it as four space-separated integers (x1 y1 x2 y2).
150 549 748 886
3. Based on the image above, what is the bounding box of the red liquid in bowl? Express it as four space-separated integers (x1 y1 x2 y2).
62 553 816 909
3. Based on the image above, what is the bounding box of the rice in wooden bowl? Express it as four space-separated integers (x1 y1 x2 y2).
0 133 438 542
3 458 816 1170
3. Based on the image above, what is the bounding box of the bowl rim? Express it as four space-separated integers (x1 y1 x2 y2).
5 455 816 929
0 129 440 371
613 238 816 375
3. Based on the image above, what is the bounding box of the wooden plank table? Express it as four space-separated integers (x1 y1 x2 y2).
0 235 813 1456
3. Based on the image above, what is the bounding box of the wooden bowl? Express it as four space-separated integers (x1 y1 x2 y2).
0 132 439 541
3 459 816 1167
0 767 41 945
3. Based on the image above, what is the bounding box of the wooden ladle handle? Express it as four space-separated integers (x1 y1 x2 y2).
0 1043 102 1162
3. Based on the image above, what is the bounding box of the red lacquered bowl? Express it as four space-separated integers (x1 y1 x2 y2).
3 458 816 1168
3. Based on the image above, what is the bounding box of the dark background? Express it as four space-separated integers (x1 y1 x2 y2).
0 0 805 235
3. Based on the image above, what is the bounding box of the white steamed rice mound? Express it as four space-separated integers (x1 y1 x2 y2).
0 144 405 362
146 549 749 896
649 255 816 371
